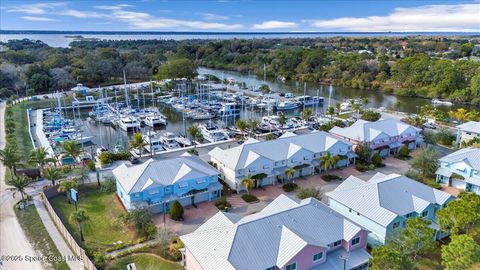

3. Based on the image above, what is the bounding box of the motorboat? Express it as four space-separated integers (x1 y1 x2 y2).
200 123 229 142
158 95 173 103
175 135 193 147
159 132 180 150
144 114 167 127
117 116 140 132
340 102 352 111
188 109 216 120
295 96 322 106
143 132 165 153
218 103 240 118
275 100 300 111
432 99 453 106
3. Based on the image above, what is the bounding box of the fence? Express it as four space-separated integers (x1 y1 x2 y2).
41 187 97 270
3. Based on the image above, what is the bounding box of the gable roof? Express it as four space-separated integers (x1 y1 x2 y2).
326 173 453 226
209 131 352 170
112 154 219 194
439 147 480 170
457 121 480 134
330 118 420 142
181 194 366 270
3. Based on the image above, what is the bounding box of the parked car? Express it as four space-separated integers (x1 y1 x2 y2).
129 156 140 165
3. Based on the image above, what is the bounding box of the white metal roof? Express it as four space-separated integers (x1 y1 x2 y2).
330 118 420 142
112 154 219 194
181 194 366 270
326 173 453 226
208 131 352 170
439 147 480 170
457 121 480 134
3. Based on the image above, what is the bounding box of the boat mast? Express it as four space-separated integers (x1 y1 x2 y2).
123 70 129 107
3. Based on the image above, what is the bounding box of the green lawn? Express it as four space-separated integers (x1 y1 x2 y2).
106 254 183 270
5 102 33 162
49 187 138 251
14 204 69 270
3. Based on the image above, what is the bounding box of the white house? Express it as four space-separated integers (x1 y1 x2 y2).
456 121 480 144
208 131 356 191
326 173 454 246
436 147 480 194
180 194 371 270
330 119 422 157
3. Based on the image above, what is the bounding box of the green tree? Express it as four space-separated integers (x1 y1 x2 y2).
436 127 455 146
423 130 436 146
302 108 313 120
319 151 339 174
355 141 373 163
361 110 381 121
236 119 248 138
327 106 335 118
371 152 383 167
370 245 410 270
187 124 202 145
296 187 322 200
57 180 78 203
335 103 341 115
61 141 81 164
398 145 410 158
129 132 146 156
122 208 155 237
70 210 89 242
43 167 62 186
442 234 480 270
154 58 198 81
76 167 90 184
285 167 296 183
7 175 31 201
29 147 55 171
259 85 270 94
265 133 276 141
169 200 184 221
0 145 20 176
247 119 259 132
396 217 436 261
437 193 480 235
278 113 287 126
409 147 439 177
241 174 255 194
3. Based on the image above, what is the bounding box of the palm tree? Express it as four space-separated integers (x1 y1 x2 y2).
29 147 55 172
394 100 401 112
335 103 341 115
248 119 259 132
302 108 313 121
61 141 81 164
361 97 369 108
236 119 248 138
188 124 202 146
285 167 296 183
319 151 340 175
43 167 62 186
129 132 146 156
327 106 335 118
58 180 78 203
0 145 20 176
241 174 255 194
70 210 89 242
8 175 31 201
278 114 287 126
352 103 360 119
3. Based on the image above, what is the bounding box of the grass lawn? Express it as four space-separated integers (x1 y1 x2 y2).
49 187 138 251
5 102 33 162
14 204 70 270
106 254 183 270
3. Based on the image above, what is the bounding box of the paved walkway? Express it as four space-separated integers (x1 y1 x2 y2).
0 102 43 270
33 197 85 269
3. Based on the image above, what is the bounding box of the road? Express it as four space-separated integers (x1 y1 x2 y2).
0 102 44 269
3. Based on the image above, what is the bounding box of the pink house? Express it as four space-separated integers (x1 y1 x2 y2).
180 194 370 270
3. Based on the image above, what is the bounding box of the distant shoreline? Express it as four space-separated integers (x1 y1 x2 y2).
1 30 479 36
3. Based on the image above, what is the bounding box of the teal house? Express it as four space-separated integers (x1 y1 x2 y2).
113 153 222 213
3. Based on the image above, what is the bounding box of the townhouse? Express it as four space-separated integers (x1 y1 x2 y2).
208 131 356 191
180 194 371 270
436 147 480 194
112 153 222 213
326 173 454 246
456 121 480 144
330 119 422 157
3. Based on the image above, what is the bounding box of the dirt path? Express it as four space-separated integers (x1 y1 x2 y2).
0 102 43 270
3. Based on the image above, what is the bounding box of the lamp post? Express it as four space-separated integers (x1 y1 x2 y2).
339 252 350 270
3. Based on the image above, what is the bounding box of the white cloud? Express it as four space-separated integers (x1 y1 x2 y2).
253 20 298 30
309 4 480 32
199 12 230 21
58 9 107 18
20 16 57 22
7 2 65 15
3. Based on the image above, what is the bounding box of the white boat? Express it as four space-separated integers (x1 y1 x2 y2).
188 110 216 120
143 132 165 153
432 99 453 106
158 95 173 103
295 96 322 106
218 103 240 118
144 114 167 127
340 102 352 111
200 123 229 143
118 116 140 131
175 135 193 147
159 132 180 150
275 100 300 111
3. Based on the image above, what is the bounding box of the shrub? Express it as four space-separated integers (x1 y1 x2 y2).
241 194 258 203
265 133 277 141
85 159 96 171
215 196 232 211
296 187 323 200
321 174 341 181
360 110 381 121
169 200 184 221
282 183 298 192
398 145 410 158
371 153 383 167
187 149 199 156
60 165 72 174
100 176 116 192
436 127 455 146
355 163 369 172
98 152 112 166
207 161 218 169
425 180 442 189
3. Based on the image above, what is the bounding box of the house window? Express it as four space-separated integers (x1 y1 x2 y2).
178 182 188 188
333 240 342 247
263 164 270 169
249 168 256 172
422 210 429 217
285 263 297 270
351 237 360 246
265 267 276 270
405 213 413 218
349 208 352 213
196 179 206 184
313 252 323 262
392 221 400 230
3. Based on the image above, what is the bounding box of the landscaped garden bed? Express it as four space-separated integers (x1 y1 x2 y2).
241 194 258 203
321 174 342 181
282 183 298 192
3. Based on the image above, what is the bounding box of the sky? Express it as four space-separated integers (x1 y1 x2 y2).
1 0 479 32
